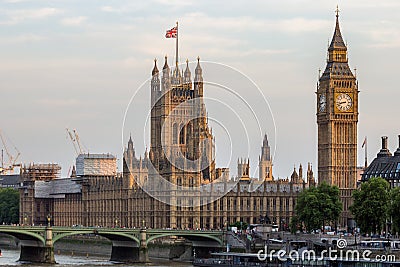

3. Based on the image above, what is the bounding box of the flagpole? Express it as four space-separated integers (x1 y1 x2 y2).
364 136 368 169
175 21 178 67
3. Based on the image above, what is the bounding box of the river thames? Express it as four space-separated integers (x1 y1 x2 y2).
0 248 194 267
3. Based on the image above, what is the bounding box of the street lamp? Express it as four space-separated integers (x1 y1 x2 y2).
142 219 145 229
115 218 119 228
23 214 27 226
46 214 51 227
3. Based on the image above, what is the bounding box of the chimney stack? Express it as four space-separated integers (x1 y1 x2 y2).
394 134 400 157
398 134 400 148
382 136 388 149
378 136 392 158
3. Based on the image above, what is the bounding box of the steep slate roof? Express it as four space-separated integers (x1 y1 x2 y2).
329 11 346 50
35 178 81 198
0 174 20 187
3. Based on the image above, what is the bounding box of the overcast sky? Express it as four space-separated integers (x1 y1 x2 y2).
1 0 400 179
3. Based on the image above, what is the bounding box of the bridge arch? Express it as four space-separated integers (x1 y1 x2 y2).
146 232 223 246
0 228 45 245
52 230 140 246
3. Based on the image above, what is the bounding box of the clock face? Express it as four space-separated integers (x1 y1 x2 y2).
335 93 352 112
319 94 326 112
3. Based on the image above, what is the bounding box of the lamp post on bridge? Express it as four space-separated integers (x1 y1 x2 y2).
46 214 51 227
223 221 228 251
139 219 149 263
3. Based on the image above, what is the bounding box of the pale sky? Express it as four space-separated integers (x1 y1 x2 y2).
1 0 400 179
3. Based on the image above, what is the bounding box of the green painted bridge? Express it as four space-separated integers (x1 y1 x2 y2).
0 226 225 263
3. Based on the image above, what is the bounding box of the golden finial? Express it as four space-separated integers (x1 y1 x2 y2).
197 56 200 62
336 5 340 18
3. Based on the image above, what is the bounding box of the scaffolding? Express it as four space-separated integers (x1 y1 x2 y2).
21 163 61 181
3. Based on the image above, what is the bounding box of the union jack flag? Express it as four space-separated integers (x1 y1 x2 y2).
165 26 177 38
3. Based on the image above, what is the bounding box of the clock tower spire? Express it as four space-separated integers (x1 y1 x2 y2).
317 7 359 226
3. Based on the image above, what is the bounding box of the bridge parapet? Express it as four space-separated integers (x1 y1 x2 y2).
0 226 224 263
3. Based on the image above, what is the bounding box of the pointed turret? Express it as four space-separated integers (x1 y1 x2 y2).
151 59 161 105
152 58 159 76
291 166 299 183
171 61 182 85
163 55 169 71
260 134 271 161
320 6 354 81
194 57 206 121
299 164 303 179
127 134 135 158
328 6 346 51
263 134 269 147
194 57 203 83
184 59 191 84
307 163 315 186
162 55 171 92
259 134 272 181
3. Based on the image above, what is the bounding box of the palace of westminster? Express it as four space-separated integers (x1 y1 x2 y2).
19 11 363 230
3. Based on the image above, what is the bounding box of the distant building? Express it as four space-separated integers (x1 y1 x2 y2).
362 135 400 188
0 174 20 188
76 153 117 177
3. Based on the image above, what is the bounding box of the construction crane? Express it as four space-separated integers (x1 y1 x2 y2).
66 128 86 155
0 129 21 174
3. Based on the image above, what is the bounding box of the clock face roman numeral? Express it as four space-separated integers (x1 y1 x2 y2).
335 93 352 111
319 94 326 112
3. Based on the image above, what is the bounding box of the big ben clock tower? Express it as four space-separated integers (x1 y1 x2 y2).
317 8 358 225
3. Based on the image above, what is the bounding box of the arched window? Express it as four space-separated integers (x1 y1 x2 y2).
186 122 192 145
179 124 185 144
173 123 178 144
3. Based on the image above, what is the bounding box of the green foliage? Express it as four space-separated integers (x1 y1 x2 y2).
294 182 342 232
0 188 20 224
389 187 400 234
289 215 301 234
350 177 390 234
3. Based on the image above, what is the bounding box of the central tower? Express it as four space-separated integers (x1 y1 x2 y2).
317 9 359 225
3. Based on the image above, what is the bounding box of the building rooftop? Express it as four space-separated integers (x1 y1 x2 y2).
34 178 81 198
362 136 400 182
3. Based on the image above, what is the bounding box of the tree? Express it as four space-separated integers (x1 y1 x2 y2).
289 215 302 234
294 182 342 232
389 187 400 234
350 177 390 234
318 182 342 228
0 188 19 224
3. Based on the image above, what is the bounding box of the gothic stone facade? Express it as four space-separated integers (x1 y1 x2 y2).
19 57 315 229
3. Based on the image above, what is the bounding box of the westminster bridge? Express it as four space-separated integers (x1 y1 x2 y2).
0 225 224 263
